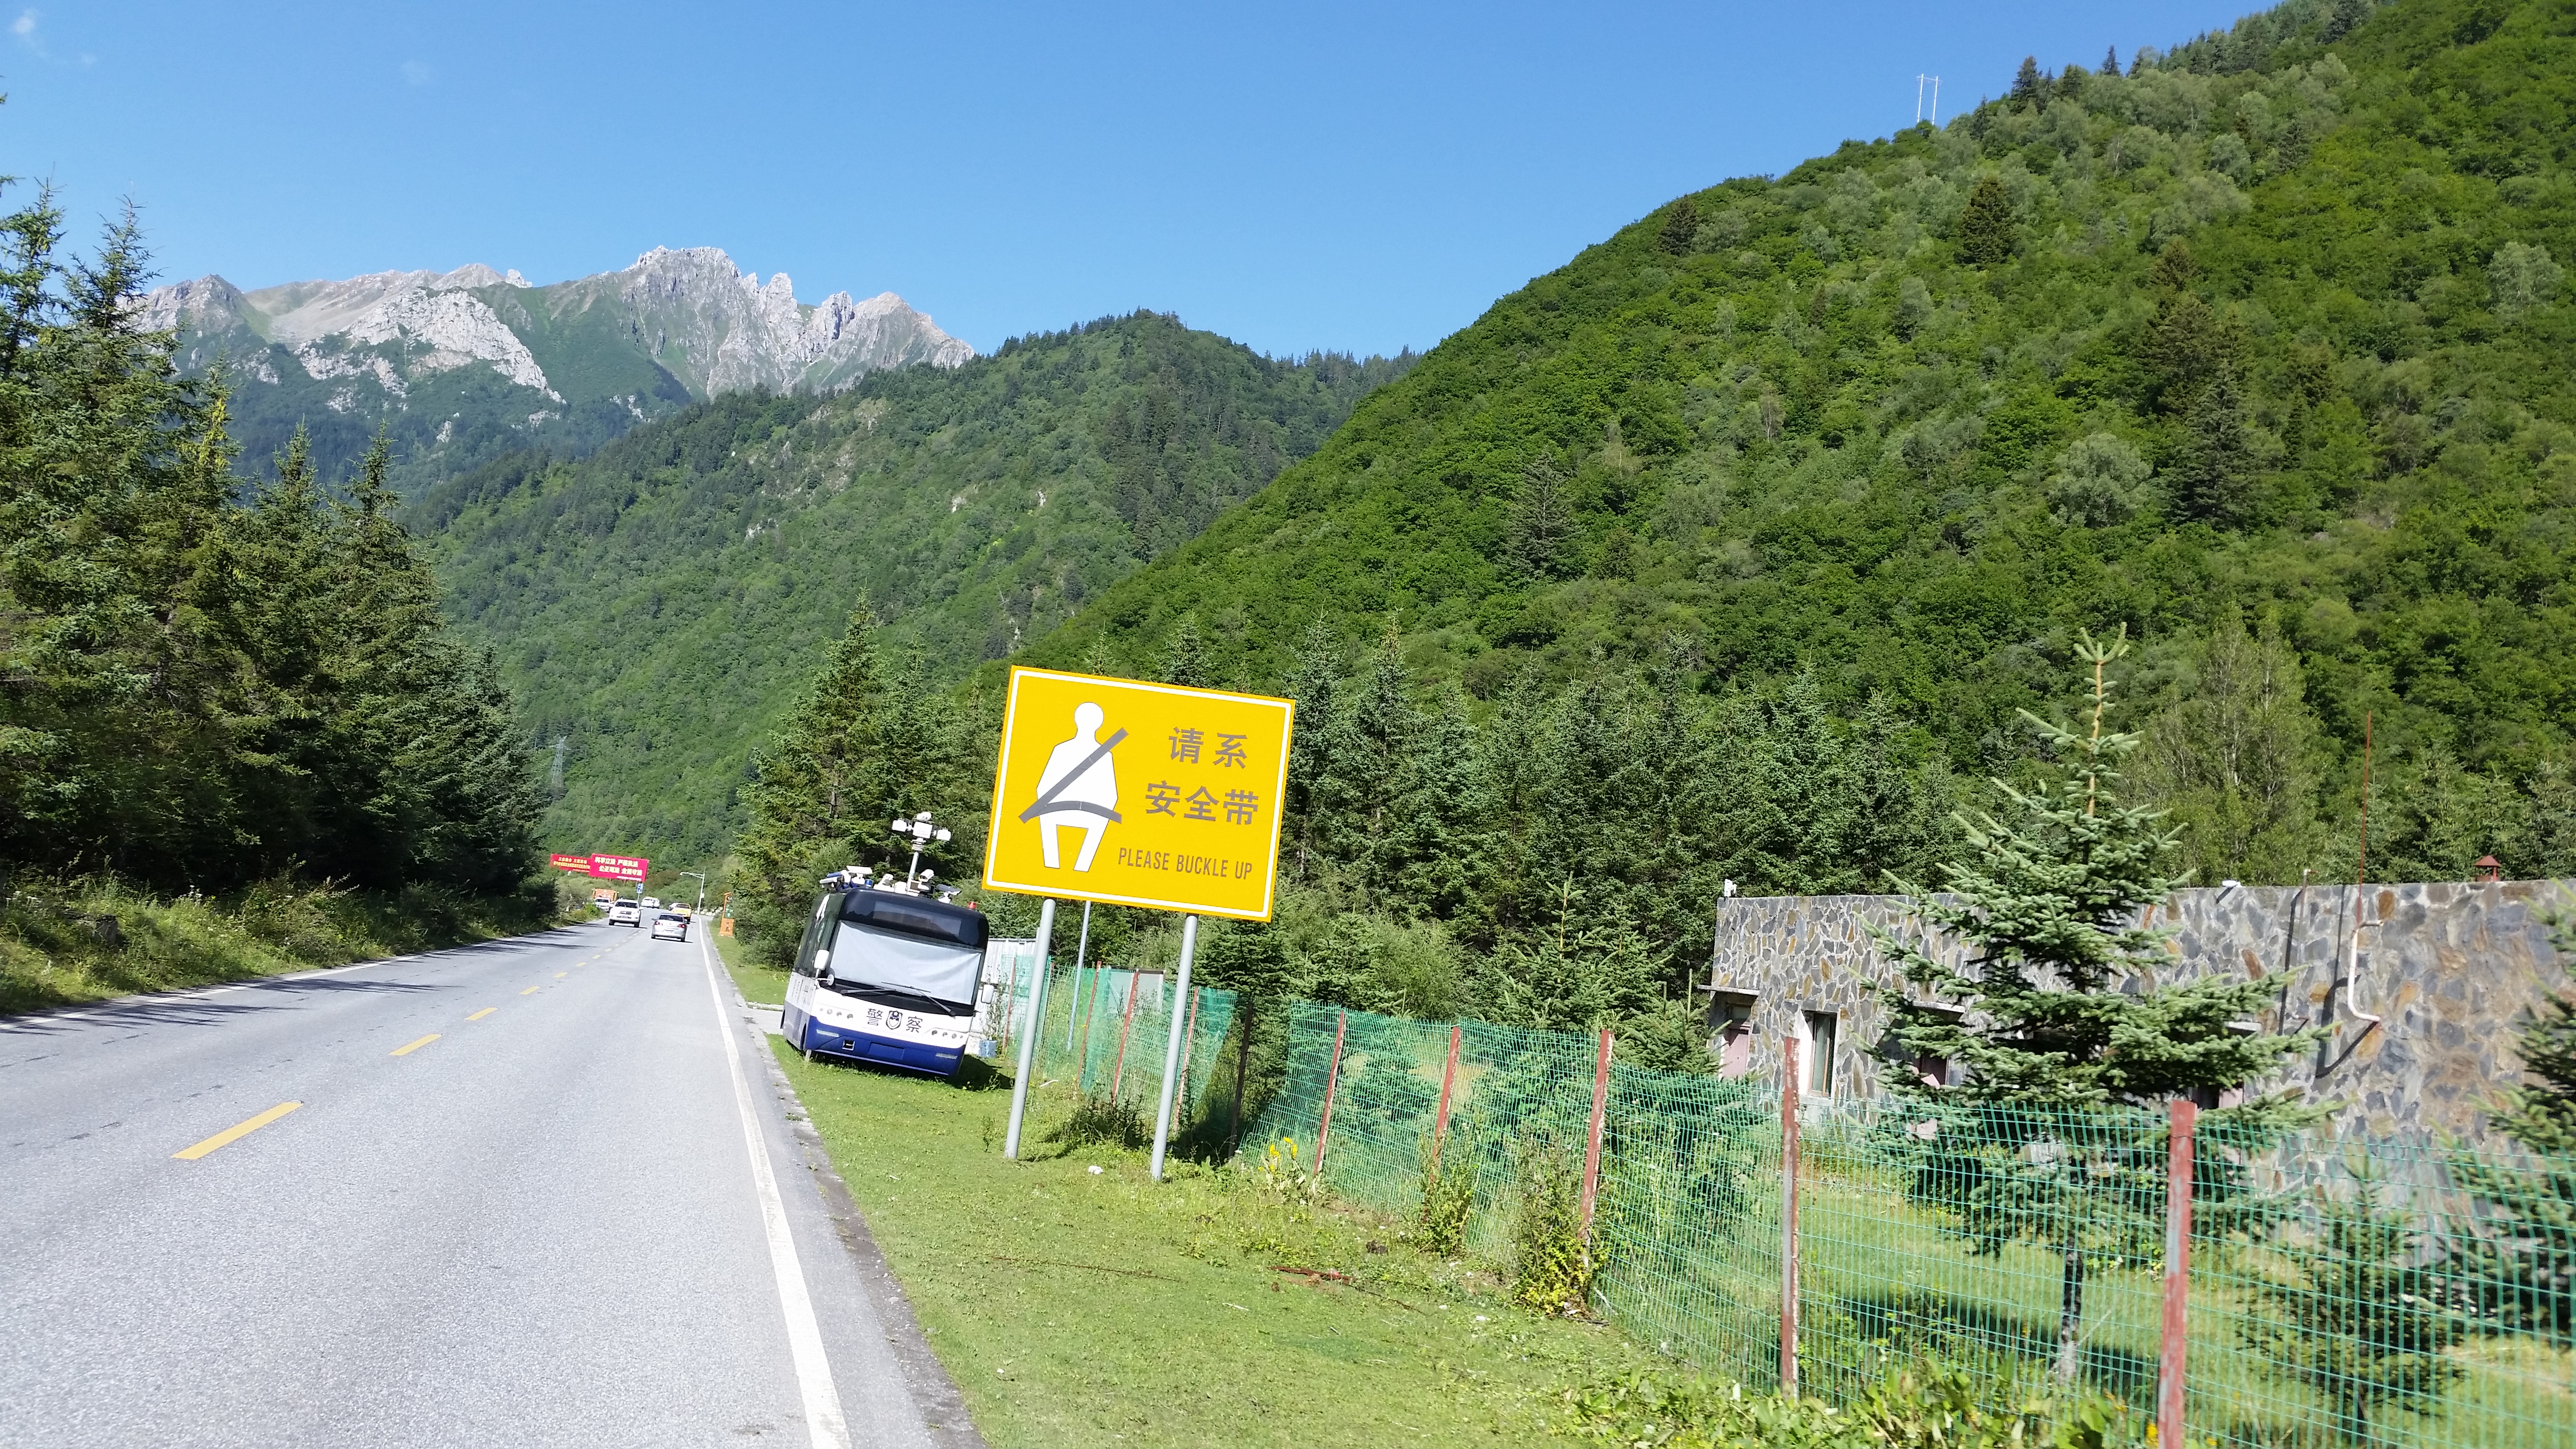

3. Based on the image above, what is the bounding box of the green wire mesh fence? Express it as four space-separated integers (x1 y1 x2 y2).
1244 1000 2576 1449
990 954 1237 1127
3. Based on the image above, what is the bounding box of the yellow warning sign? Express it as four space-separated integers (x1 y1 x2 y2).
981 667 1295 920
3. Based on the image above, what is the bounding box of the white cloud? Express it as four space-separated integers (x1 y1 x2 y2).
400 59 431 86
11 9 44 56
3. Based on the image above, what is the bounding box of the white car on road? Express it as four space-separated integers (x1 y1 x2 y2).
649 912 690 942
608 900 642 927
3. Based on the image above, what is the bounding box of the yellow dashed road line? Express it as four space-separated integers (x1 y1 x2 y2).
390 1034 441 1057
172 1102 302 1160
466 1007 496 1021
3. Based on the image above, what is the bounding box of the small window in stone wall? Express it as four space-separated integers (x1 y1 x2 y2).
1803 1010 1837 1095
1714 995 1755 1078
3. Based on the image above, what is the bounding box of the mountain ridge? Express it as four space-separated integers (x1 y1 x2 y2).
140 246 970 493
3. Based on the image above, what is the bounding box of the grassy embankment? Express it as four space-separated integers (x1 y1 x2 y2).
712 932 1648 1447
0 874 564 1016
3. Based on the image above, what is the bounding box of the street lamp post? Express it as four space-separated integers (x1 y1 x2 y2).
674 870 708 915
890 811 952 892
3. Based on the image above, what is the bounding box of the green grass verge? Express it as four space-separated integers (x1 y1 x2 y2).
772 1046 1663 1448
712 923 789 1006
0 873 563 1017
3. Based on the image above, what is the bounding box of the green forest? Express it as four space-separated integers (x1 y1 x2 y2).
1017 0 2575 901
724 0 2575 1054
419 315 1415 864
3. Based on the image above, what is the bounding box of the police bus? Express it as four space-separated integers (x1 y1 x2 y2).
783 876 989 1077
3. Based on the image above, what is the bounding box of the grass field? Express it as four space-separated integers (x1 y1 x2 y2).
738 992 1661 1447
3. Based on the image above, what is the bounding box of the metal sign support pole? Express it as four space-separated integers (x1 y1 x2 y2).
1002 899 1057 1159
1148 914 1199 1181
1063 902 1093 1052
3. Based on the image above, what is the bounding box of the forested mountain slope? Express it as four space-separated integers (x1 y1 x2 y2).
419 314 1415 863
1018 0 2576 890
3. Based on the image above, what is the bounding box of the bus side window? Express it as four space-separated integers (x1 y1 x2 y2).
793 893 842 976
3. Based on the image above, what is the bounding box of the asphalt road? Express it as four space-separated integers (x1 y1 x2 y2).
0 920 941 1449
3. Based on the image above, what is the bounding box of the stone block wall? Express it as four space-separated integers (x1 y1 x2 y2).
1701 877 2574 1143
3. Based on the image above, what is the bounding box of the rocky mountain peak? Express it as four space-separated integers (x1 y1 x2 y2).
132 247 974 493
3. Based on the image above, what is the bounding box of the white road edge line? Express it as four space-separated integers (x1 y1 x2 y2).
698 931 851 1449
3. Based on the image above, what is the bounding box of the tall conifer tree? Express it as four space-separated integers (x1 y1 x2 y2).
1875 629 2319 1382
1954 177 2018 266
737 603 894 964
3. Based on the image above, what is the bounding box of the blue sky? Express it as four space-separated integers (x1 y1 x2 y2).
12 1 2259 359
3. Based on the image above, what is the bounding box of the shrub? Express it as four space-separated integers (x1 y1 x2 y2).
1414 1129 1479 1257
1560 1358 2140 1449
1050 1091 1149 1151
1509 1129 1593 1314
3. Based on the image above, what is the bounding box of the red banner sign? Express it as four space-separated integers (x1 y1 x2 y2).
549 853 590 873
589 853 648 882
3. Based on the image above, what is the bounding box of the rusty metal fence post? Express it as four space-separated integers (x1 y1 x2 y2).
1108 970 1143 1099
1780 1034 1802 1398
2160 1097 2199 1448
1429 1025 1462 1169
1580 1029 1612 1239
1313 1009 1350 1176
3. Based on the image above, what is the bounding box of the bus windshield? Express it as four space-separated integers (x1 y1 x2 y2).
826 920 980 1012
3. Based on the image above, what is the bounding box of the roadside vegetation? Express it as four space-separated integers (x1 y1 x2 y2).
771 1048 1668 1448
0 873 558 1015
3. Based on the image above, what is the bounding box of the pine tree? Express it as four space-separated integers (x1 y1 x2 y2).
1507 454 1577 579
1874 629 2320 1383
1160 612 1217 687
2010 56 2045 110
1953 177 2018 267
2103 45 2122 77
2134 610 2321 884
1280 623 1343 882
736 603 894 966
2147 237 2198 293
2449 913 2576 1344
2144 292 2239 414
1658 197 1699 257
2240 1174 2466 1445
2169 370 2255 524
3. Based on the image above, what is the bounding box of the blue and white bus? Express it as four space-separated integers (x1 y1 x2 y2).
784 884 990 1077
